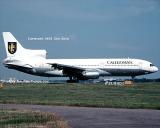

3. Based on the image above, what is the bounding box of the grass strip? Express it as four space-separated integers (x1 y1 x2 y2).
0 109 69 128
0 82 160 109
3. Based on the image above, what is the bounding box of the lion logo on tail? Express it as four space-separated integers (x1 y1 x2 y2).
8 42 17 54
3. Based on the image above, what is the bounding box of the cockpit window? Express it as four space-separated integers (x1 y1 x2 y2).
150 64 155 67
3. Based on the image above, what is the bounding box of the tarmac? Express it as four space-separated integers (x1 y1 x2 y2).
0 104 160 128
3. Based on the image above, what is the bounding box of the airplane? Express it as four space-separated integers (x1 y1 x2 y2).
2 32 158 82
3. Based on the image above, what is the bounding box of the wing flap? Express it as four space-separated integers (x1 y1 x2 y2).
50 63 84 71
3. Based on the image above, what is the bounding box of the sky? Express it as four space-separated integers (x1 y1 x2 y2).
0 0 160 80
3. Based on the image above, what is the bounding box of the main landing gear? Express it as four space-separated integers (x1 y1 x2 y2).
66 76 79 83
131 76 136 80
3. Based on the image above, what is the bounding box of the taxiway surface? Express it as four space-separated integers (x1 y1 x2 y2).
0 104 160 128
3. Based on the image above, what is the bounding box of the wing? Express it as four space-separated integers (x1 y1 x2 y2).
48 63 85 77
48 63 111 80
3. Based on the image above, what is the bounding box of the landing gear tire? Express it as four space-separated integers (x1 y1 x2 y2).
67 76 79 83
66 80 79 83
131 76 136 82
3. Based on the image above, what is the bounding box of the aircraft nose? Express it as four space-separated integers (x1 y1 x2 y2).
154 66 158 72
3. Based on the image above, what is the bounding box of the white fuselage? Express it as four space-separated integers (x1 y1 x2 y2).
4 57 158 79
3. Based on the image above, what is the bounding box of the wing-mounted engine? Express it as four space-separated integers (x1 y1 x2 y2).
82 71 99 79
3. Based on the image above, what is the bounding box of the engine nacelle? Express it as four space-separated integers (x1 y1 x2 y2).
82 71 99 79
25 49 47 58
